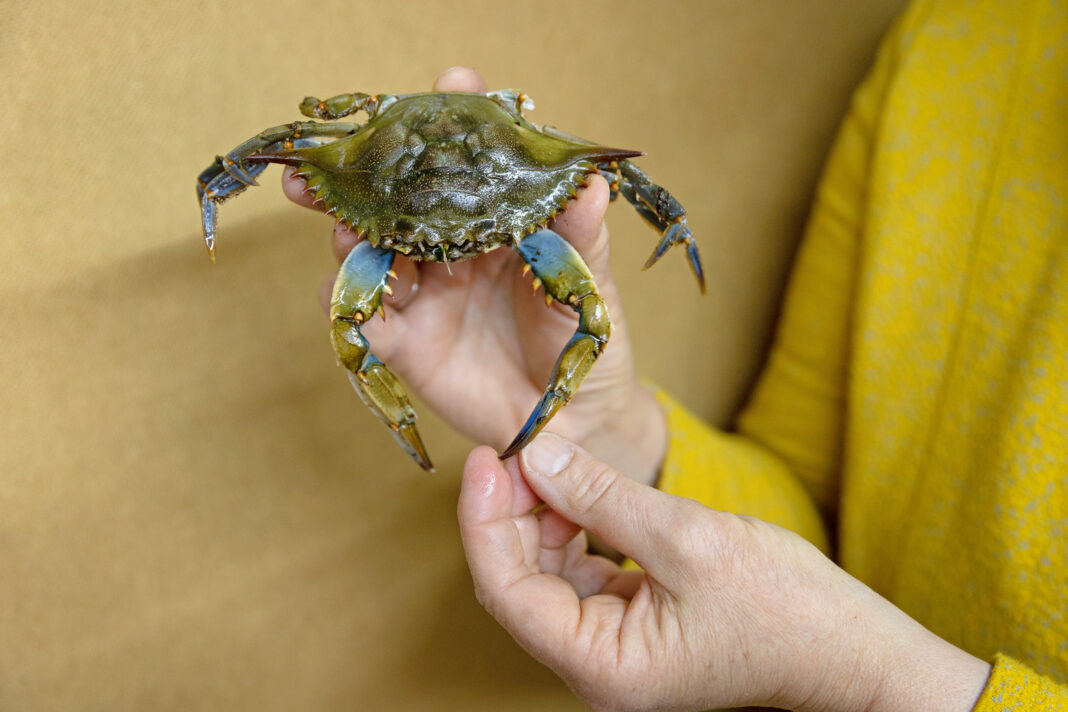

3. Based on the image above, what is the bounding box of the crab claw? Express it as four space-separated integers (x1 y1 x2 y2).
611 159 705 293
642 220 705 293
347 363 434 472
331 241 435 471
501 229 611 460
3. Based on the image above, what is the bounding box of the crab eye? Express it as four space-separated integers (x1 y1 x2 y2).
463 132 481 155
405 132 426 156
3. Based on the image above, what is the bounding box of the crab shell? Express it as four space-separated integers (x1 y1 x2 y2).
254 92 641 262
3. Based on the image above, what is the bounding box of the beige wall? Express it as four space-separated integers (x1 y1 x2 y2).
1 1 904 709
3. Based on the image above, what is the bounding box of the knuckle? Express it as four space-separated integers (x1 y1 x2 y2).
653 501 719 567
568 460 620 515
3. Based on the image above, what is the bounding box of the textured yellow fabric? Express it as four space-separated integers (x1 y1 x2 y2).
974 655 1068 712
656 0 1068 706
656 391 830 553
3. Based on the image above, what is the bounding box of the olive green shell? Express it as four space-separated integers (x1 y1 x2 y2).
264 93 637 262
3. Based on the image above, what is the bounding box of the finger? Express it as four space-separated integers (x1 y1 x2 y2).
537 506 582 550
599 569 645 599
502 453 542 516
282 165 318 209
549 173 612 277
331 220 360 263
433 66 489 93
537 524 638 601
318 275 333 315
519 432 694 583
459 447 537 591
459 447 591 669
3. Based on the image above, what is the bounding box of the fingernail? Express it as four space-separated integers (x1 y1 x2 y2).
521 433 573 477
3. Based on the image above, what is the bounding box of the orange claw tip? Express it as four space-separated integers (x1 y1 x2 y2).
395 425 434 472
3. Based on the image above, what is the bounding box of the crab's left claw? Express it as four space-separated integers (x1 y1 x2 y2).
346 357 433 470
331 240 434 471
501 229 611 460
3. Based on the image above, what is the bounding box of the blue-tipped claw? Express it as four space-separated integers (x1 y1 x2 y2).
687 239 706 294
642 221 705 293
500 390 569 461
643 222 685 270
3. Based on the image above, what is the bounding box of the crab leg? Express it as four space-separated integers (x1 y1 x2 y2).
330 241 434 471
500 229 611 460
299 92 398 121
197 121 357 259
599 159 705 293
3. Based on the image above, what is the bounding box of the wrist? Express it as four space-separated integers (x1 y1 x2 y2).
790 575 992 712
865 627 991 712
576 382 666 487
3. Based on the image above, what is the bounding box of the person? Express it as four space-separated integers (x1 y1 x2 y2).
284 1 1067 709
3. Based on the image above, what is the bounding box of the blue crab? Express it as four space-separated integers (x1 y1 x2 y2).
197 89 703 470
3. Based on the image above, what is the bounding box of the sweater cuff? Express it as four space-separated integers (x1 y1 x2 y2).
972 653 1068 711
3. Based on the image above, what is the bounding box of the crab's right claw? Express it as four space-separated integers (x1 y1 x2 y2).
501 229 611 461
607 159 706 294
643 219 705 293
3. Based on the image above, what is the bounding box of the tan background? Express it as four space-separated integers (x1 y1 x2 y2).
2 2 905 710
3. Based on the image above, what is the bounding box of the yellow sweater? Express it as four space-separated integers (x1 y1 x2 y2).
656 0 1068 707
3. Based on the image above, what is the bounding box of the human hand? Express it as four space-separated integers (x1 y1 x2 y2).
458 434 991 712
284 67 664 482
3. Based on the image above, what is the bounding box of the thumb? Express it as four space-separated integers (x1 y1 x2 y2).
518 432 688 581
550 174 612 279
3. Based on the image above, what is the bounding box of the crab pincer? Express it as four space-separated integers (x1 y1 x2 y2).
330 241 433 470
500 229 611 459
